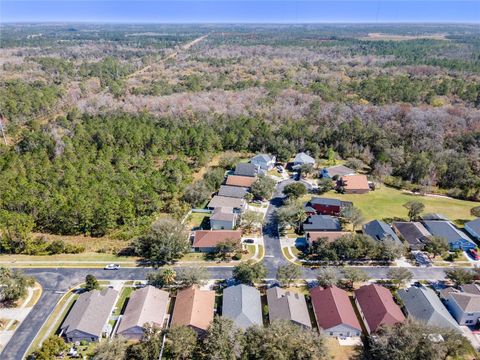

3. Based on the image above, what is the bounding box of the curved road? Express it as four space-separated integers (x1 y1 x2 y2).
5 179 449 360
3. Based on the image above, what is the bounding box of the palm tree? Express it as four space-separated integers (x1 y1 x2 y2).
162 268 177 286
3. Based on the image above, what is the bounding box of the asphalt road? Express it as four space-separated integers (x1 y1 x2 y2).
5 178 449 360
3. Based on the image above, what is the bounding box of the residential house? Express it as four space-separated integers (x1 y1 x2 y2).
445 292 480 326
461 283 480 296
207 195 246 213
210 207 237 230
234 163 260 177
398 286 460 332
251 154 276 171
222 284 263 329
217 185 248 199
293 152 315 168
337 175 370 194
225 175 257 188
363 220 401 244
422 220 476 251
439 287 460 301
171 286 215 335
266 287 311 328
354 284 405 334
306 197 352 216
465 218 480 240
310 286 362 337
303 215 342 232
320 165 356 179
60 288 118 343
116 286 170 340
421 213 449 221
392 221 431 251
306 231 350 247
192 230 242 253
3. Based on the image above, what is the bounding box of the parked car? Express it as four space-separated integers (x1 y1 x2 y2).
468 248 480 260
104 263 120 270
243 238 255 244
276 165 284 173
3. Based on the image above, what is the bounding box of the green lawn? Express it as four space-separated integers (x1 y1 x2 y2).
322 186 477 225
187 212 210 229
114 287 134 316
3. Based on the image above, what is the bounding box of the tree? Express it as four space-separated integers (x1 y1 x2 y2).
277 264 301 287
299 164 314 177
239 211 264 233
146 267 177 288
214 239 241 260
364 319 471 360
387 268 413 287
201 317 244 360
276 199 307 230
283 182 307 198
317 178 333 194
232 261 267 285
183 181 211 207
164 325 198 360
133 218 189 264
244 320 328 360
471 206 480 217
341 268 368 290
340 206 364 231
377 239 406 262
403 201 425 221
445 267 475 286
204 168 227 191
126 323 163 360
250 175 276 200
176 266 209 287
85 274 100 291
92 337 127 360
0 267 35 304
423 236 449 257
219 152 240 170
0 210 35 254
32 335 68 360
316 268 338 288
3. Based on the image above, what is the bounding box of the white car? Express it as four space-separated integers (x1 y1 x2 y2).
104 263 120 270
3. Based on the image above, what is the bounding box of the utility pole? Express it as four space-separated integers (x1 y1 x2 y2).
0 116 7 146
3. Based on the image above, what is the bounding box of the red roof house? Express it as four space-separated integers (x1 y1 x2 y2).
192 230 242 253
310 286 362 338
354 284 405 334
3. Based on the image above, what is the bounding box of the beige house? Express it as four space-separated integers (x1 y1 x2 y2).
116 286 170 340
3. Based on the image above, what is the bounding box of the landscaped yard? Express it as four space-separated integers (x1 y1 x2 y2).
321 186 478 225
325 338 360 360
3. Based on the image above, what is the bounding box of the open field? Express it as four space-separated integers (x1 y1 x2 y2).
322 186 477 225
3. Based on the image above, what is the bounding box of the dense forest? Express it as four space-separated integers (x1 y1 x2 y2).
0 23 479 237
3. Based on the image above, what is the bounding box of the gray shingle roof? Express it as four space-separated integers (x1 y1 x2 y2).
266 287 311 328
392 222 431 250
450 293 480 312
251 154 274 163
293 152 315 165
398 286 460 332
217 185 248 199
422 221 475 248
363 220 400 243
465 218 480 236
303 215 341 232
222 284 263 329
208 196 245 210
234 163 258 177
61 288 118 338
309 197 342 207
324 165 356 178
210 207 235 222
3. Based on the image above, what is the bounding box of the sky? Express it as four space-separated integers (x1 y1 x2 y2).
1 1 480 23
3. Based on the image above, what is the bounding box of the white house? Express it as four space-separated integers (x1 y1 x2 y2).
445 291 480 326
210 207 237 230
251 154 276 171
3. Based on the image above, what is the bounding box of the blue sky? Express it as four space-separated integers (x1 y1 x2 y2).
1 1 479 23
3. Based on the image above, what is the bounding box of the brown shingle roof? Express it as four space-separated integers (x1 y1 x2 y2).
310 286 362 332
116 286 169 337
225 175 256 188
171 286 215 332
354 284 405 333
193 230 242 248
341 175 369 191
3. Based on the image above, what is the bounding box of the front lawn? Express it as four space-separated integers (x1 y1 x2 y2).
322 186 477 225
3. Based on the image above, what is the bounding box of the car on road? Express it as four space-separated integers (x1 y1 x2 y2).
468 249 480 260
104 263 120 270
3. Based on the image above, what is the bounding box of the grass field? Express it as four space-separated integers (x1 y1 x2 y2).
322 186 477 225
